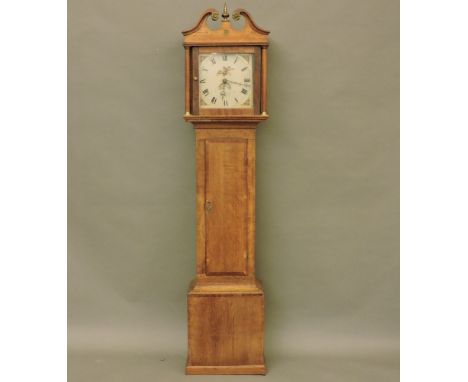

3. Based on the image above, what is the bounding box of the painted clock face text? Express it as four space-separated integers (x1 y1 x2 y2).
198 53 253 109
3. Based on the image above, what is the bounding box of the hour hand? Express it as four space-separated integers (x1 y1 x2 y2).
219 78 231 89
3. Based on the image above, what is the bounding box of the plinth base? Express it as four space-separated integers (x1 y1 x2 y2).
186 276 266 375
186 363 266 375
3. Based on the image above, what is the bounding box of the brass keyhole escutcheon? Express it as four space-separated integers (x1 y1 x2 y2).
205 200 213 212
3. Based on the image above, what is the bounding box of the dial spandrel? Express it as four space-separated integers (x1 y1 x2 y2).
198 53 253 109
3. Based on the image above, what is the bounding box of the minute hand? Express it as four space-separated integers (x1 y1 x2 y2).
226 79 247 86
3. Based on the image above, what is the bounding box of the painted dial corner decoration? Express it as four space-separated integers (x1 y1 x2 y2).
199 53 253 109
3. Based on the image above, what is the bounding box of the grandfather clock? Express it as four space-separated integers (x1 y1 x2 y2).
182 4 269 375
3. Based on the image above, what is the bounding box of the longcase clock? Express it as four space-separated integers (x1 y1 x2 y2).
182 4 270 375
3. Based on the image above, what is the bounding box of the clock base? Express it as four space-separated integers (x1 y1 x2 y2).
186 276 265 375
185 363 266 375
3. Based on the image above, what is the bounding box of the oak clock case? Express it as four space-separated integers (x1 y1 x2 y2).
182 5 269 375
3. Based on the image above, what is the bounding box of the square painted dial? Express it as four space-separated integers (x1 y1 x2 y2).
198 53 253 109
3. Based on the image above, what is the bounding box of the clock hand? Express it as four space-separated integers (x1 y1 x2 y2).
226 79 245 86
219 79 231 90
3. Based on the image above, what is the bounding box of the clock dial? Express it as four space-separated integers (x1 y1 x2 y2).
198 53 253 109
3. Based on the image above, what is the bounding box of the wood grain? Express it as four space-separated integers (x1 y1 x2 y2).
182 8 269 47
188 275 263 295
247 137 256 274
187 279 265 373
195 138 206 274
186 364 266 375
184 47 191 115
187 295 264 365
205 139 248 275
195 128 255 277
261 46 268 115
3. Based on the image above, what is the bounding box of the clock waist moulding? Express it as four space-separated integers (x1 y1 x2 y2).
182 5 270 375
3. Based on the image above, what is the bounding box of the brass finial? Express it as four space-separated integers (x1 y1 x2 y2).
221 2 229 21
211 10 219 21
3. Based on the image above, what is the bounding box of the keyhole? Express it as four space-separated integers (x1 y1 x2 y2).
205 200 213 212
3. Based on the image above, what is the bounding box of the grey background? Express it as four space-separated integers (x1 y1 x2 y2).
68 0 399 381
